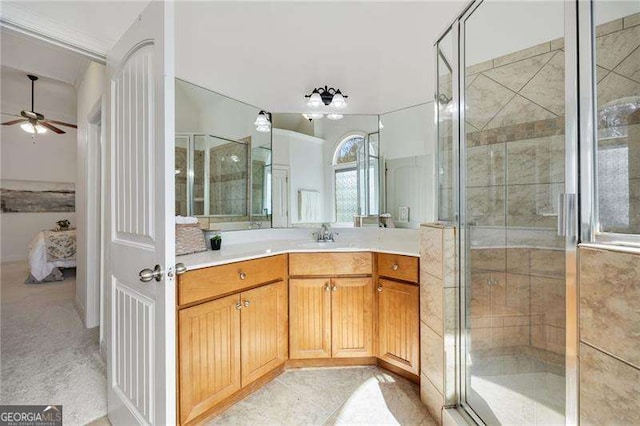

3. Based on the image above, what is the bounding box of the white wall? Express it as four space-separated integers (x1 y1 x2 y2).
380 102 436 227
272 129 326 223
76 61 105 328
0 67 77 262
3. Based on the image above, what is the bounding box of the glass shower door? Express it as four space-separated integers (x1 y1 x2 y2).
460 2 567 424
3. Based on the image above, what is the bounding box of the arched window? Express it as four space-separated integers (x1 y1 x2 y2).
332 134 379 223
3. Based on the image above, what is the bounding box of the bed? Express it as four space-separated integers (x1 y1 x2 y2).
26 229 77 283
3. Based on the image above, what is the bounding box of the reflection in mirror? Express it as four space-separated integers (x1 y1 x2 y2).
380 103 435 228
270 114 379 227
174 79 272 231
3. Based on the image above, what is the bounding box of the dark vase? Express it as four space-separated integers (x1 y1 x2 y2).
210 238 222 250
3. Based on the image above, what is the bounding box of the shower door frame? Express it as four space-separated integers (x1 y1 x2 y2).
435 1 581 424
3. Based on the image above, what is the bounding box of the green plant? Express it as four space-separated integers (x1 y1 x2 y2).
212 234 222 241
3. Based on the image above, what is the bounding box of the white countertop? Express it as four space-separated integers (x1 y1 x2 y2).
178 227 420 271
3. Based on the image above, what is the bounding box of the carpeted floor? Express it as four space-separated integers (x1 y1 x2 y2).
0 261 108 425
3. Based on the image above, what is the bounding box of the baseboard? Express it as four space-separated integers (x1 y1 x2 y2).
73 295 87 327
285 357 377 369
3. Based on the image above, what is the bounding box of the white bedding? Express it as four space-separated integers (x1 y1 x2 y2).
28 231 76 281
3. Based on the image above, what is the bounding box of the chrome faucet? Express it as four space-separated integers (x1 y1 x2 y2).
314 223 335 242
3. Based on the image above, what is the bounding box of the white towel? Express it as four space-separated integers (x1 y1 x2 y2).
298 190 321 222
175 215 199 225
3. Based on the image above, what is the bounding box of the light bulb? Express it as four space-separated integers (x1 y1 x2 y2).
302 113 323 120
330 92 347 109
307 92 322 108
254 112 269 127
327 113 343 120
20 122 47 134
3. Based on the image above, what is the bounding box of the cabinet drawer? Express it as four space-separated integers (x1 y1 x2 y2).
289 252 372 276
377 253 418 283
178 255 287 306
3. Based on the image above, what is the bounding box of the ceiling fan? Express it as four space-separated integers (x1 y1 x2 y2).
1 74 77 135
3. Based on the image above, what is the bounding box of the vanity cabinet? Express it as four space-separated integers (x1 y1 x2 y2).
177 256 288 425
289 252 374 359
376 253 420 376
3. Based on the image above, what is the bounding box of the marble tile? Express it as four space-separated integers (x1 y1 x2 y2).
506 183 563 228
470 247 506 272
580 343 640 426
466 143 506 188
506 247 530 275
421 325 444 395
484 51 555 93
506 135 565 185
550 38 564 51
421 273 443 337
596 65 610 83
624 12 640 28
484 94 556 130
465 74 515 130
614 45 640 83
580 247 640 369
466 59 494 76
442 227 456 288
529 248 565 279
420 373 443 425
530 275 565 328
443 287 457 337
275 366 378 415
421 225 443 279
597 71 640 107
519 51 565 116
505 273 530 316
208 378 330 426
595 18 623 37
467 186 506 226
493 42 551 68
595 24 640 71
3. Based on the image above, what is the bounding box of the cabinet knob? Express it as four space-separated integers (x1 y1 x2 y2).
377 285 383 292
324 283 330 292
239 272 247 280
244 300 250 307
332 285 338 292
235 302 242 310
392 264 399 271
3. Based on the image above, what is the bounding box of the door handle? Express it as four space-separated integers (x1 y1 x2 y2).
324 282 330 292
332 285 338 292
377 285 383 292
139 264 163 282
175 263 187 275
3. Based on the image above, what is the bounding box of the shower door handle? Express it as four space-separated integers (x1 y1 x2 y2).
557 193 576 238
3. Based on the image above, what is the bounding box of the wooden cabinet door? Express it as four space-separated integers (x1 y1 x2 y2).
289 278 332 359
331 277 374 357
240 280 288 386
178 294 241 425
377 279 420 375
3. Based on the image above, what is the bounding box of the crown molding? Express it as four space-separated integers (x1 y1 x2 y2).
0 3 108 63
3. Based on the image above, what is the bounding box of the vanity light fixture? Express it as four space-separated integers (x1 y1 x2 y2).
302 113 324 121
254 110 272 133
305 86 348 110
379 120 384 129
327 113 343 120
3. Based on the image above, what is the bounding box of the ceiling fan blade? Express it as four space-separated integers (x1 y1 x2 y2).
40 122 65 134
1 112 22 118
44 120 77 129
2 119 28 126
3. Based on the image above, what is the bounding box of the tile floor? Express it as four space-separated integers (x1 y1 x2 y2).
207 366 437 425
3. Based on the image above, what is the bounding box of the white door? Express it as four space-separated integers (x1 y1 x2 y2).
105 2 176 424
272 166 289 227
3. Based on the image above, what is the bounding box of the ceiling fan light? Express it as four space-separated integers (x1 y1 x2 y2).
307 92 323 108
327 113 343 121
20 122 35 133
330 93 347 109
35 124 47 134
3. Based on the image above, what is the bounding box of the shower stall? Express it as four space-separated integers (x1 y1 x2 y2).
435 1 640 424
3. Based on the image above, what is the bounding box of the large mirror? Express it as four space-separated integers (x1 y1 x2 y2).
175 79 272 231
380 103 435 228
270 114 380 227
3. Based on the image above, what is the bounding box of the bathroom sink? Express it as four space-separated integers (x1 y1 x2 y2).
296 241 354 250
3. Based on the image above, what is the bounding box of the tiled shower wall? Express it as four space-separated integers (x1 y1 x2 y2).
579 245 640 424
